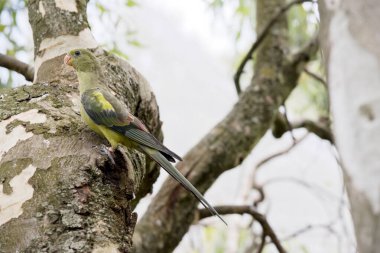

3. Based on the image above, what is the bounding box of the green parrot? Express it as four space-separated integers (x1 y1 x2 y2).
64 49 226 225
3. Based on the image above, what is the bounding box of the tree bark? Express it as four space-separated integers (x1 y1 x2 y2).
0 1 319 252
133 0 318 252
319 0 380 252
0 0 161 252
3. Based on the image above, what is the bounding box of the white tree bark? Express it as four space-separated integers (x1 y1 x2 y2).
0 1 162 251
319 0 380 252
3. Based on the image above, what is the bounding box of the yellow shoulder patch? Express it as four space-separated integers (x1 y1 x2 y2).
93 91 114 110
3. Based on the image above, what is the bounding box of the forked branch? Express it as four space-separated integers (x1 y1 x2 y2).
234 0 314 95
199 205 287 253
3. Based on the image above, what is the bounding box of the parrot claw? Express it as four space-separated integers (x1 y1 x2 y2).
99 144 116 165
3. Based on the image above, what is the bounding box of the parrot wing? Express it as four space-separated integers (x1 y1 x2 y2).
81 88 182 161
81 88 226 225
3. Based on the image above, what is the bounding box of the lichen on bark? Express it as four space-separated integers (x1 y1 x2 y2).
28 0 90 57
0 82 129 252
0 1 163 252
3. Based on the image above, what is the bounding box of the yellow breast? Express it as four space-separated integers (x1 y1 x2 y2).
79 105 133 149
80 105 104 136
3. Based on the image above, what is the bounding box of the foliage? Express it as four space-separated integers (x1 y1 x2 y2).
207 0 256 42
90 0 143 60
286 58 329 121
208 0 326 120
285 3 327 120
287 3 319 48
0 0 29 88
0 0 142 87
188 225 257 253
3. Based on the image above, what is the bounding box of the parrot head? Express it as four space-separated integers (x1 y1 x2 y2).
64 49 99 72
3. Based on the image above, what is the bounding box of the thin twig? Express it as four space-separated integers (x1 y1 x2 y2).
199 205 287 253
256 232 267 253
0 53 34 81
233 0 314 95
282 106 296 143
253 182 266 207
281 222 336 241
264 177 347 202
256 134 308 170
292 119 333 143
241 134 308 206
272 112 333 142
304 67 327 87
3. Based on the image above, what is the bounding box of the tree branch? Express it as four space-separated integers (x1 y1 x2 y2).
199 205 286 253
133 33 319 253
256 232 267 253
0 1 163 252
282 106 296 142
233 0 314 95
304 67 327 87
241 134 307 208
133 0 319 250
257 134 308 170
0 53 34 81
272 112 333 143
289 35 319 67
294 119 333 141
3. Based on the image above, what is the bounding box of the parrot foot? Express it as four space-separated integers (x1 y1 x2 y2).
99 144 116 165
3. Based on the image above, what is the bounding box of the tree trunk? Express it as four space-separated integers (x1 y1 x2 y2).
0 1 319 252
133 0 318 252
0 0 161 252
319 1 380 252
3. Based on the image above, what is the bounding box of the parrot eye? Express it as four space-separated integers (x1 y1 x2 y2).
74 50 81 56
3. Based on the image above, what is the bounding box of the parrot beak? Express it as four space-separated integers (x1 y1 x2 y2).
64 54 73 66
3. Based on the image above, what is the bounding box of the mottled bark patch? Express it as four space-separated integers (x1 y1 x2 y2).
0 161 36 226
0 109 46 159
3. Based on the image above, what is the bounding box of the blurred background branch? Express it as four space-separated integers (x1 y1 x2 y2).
0 53 34 81
199 205 287 253
133 0 319 251
0 0 362 252
233 0 315 95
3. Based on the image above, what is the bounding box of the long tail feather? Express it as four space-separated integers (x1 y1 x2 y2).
140 145 227 225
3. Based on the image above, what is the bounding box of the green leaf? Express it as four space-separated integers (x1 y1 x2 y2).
109 48 129 60
126 0 138 7
6 49 15 56
209 0 224 9
236 5 249 16
128 39 143 47
235 30 241 41
0 24 6 32
0 0 6 14
287 4 316 48
95 2 107 14
11 10 17 26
